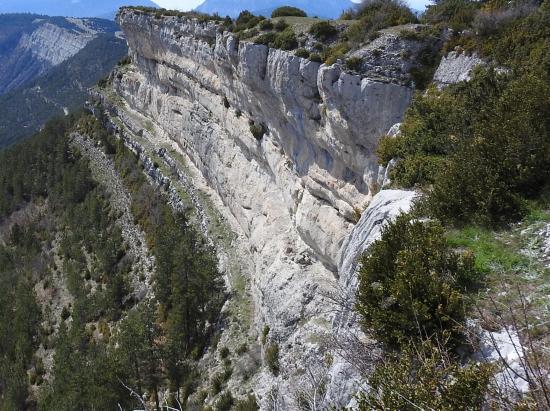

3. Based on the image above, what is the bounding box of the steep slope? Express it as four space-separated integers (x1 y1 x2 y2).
196 0 355 18
0 0 158 19
0 34 127 148
0 14 119 94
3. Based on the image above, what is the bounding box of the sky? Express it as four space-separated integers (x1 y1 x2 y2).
153 0 432 12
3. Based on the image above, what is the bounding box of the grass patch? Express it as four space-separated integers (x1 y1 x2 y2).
447 226 528 273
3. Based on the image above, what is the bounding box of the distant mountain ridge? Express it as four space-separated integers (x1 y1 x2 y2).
0 14 119 94
0 33 127 148
0 0 158 18
196 0 356 19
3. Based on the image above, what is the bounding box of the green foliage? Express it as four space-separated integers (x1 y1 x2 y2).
274 18 290 31
258 19 274 30
261 325 270 345
249 122 267 139
295 48 310 58
271 7 307 18
235 394 259 411
446 226 528 273
345 56 363 71
215 391 234 411
273 28 298 50
309 53 323 63
265 343 280 375
423 0 480 30
384 65 550 225
356 214 480 348
232 10 262 33
254 32 277 46
309 21 338 41
343 0 417 44
323 42 351 65
359 341 494 410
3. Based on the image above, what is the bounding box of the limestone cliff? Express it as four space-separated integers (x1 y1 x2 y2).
96 8 424 407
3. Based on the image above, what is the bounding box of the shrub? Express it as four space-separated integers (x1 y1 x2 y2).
323 42 350 65
222 96 230 109
254 32 277 46
294 48 310 58
249 122 267 140
345 56 363 71
274 18 289 31
219 346 230 359
265 343 280 375
309 53 323 63
236 342 248 355
258 19 273 30
423 0 479 30
309 21 338 41
356 214 480 348
272 6 307 18
233 10 261 32
235 394 259 411
261 325 270 344
343 0 416 44
359 341 494 410
273 28 298 50
215 391 234 411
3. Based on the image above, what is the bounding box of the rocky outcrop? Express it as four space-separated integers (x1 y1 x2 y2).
102 8 423 407
433 50 486 88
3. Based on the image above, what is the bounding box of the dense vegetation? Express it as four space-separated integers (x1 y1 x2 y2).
271 6 307 18
357 0 550 409
0 35 127 148
378 0 550 226
0 114 225 409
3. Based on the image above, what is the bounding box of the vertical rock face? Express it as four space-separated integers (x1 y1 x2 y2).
109 9 417 406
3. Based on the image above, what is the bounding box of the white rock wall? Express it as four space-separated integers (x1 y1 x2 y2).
112 9 417 407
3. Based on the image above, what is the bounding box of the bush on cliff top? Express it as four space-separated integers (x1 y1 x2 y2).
356 214 480 349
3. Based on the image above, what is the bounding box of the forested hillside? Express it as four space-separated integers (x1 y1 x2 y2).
0 113 226 410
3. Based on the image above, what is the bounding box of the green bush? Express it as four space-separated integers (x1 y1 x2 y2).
235 394 259 411
274 18 289 31
258 19 273 30
343 0 417 44
388 67 550 225
309 21 338 41
232 10 261 33
265 343 280 375
254 32 277 46
423 0 480 30
272 6 307 18
356 214 480 348
345 56 363 71
215 391 234 411
261 325 270 344
273 28 298 50
309 53 323 63
219 346 230 359
249 122 267 139
295 48 310 58
323 42 350 65
359 341 494 410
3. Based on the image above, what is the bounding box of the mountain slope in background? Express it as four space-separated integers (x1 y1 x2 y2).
0 0 158 19
0 14 119 94
196 0 355 18
0 34 127 148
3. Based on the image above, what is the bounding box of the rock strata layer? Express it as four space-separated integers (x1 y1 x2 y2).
107 8 420 407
